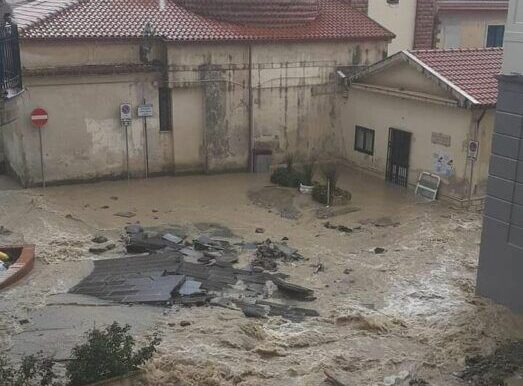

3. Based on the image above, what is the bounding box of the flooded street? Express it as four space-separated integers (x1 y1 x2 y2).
1 168 522 385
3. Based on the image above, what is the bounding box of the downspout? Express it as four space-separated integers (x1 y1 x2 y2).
468 108 487 206
248 43 254 172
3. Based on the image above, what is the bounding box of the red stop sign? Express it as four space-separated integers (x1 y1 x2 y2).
31 108 48 129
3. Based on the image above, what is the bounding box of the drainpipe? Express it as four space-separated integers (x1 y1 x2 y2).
248 43 254 172
468 108 487 206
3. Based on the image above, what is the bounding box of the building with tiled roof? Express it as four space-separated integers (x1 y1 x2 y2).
361 0 508 55
13 0 393 42
1 0 394 186
338 47 502 201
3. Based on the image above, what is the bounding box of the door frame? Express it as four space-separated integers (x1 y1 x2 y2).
386 127 412 187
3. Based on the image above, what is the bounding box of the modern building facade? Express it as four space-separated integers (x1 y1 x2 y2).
476 0 523 313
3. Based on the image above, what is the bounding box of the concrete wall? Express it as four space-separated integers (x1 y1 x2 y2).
166 40 386 172
2 38 388 185
477 75 523 313
368 0 417 53
1 72 167 186
436 10 507 48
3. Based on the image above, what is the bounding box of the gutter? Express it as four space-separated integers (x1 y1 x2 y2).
468 108 487 205
248 43 254 173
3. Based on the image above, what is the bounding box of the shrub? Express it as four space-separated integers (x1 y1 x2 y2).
301 158 316 186
312 183 351 206
0 351 58 386
270 167 303 188
66 322 160 386
320 162 340 193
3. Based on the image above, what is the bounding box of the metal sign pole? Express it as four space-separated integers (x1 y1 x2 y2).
124 123 130 182
142 98 149 179
38 129 45 188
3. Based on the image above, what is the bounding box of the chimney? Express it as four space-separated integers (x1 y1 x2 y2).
413 0 437 49
349 0 368 14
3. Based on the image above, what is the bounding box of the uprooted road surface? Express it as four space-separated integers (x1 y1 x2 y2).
1 168 522 385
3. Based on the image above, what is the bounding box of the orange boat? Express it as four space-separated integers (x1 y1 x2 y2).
0 245 35 290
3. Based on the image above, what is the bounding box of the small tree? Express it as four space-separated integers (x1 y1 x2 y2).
66 322 160 386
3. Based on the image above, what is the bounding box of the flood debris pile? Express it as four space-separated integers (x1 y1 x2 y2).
252 239 304 271
71 226 317 322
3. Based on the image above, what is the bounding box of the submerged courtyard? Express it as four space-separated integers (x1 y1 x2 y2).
0 167 522 385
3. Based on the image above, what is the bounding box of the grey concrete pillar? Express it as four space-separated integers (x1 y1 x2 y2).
476 75 523 313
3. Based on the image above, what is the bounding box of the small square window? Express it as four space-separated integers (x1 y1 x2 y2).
486 25 504 48
354 126 375 155
159 87 172 132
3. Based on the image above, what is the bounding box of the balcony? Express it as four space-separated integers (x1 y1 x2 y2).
0 20 22 100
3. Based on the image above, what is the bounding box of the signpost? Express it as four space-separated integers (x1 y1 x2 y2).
31 108 48 188
138 102 152 178
468 140 479 160
120 103 132 181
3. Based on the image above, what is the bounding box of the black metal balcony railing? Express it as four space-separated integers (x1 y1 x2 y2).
0 21 22 98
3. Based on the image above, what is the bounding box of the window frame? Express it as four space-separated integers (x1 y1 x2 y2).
354 125 375 155
158 87 172 132
486 25 505 48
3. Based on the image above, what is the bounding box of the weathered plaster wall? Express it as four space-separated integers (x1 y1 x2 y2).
368 0 417 53
3 72 167 186
362 61 451 98
167 40 387 172
340 86 483 199
436 10 507 48
472 108 495 196
5 38 387 185
20 41 162 68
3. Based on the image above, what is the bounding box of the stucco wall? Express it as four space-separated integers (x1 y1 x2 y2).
166 40 387 171
339 86 485 199
4 38 387 185
436 10 507 48
368 0 417 53
2 72 169 186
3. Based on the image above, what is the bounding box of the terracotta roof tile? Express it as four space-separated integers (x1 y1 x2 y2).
408 47 503 107
17 0 394 42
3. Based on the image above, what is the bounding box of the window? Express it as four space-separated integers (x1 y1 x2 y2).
159 87 172 132
354 126 375 155
486 25 504 48
387 0 399 5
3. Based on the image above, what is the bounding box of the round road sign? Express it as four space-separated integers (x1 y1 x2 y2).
31 108 48 129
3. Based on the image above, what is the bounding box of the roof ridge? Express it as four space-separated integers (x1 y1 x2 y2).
409 47 503 54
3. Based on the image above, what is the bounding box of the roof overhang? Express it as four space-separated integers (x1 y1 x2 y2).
347 50 485 108
438 0 508 11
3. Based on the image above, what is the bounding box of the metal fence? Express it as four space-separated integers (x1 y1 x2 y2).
0 21 22 97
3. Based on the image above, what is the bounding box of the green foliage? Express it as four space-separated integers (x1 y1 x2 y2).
270 167 304 188
312 183 330 205
66 322 160 386
301 158 316 186
320 162 340 193
0 351 58 386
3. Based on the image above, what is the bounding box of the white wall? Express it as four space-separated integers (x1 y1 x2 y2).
340 86 481 199
368 0 417 53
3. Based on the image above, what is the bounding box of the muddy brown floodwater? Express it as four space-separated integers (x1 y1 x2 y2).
0 167 522 386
